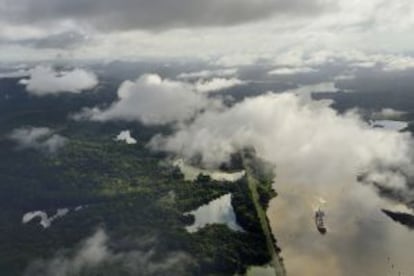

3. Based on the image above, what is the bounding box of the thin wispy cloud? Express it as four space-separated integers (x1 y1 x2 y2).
8 127 67 153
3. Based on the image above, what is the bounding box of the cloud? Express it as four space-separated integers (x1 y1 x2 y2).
260 50 414 77
352 61 377 68
177 68 238 80
24 229 195 276
1 1 414 64
18 66 98 95
268 67 318 75
115 130 137 145
0 69 30 78
15 31 89 49
75 74 221 125
380 55 414 71
281 82 338 101
332 52 414 72
0 0 332 31
194 78 246 93
150 92 413 187
340 52 414 72
148 91 414 275
8 127 67 153
19 66 98 95
333 62 414 94
372 108 406 120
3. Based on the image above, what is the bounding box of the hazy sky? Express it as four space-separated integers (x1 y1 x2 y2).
1 0 414 64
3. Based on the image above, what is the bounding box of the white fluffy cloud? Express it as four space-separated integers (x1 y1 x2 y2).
194 78 246 93
19 66 98 95
76 74 221 125
115 130 137 145
8 127 67 153
150 92 413 187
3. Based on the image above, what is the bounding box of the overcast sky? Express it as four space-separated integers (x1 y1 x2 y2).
1 0 414 64
3 2 414 275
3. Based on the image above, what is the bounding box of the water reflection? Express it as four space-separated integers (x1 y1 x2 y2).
370 120 408 132
184 194 243 233
173 159 245 182
22 208 69 228
268 179 414 276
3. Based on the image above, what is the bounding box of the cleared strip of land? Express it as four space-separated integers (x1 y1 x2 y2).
243 159 285 276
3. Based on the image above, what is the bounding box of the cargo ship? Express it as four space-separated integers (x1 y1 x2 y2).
315 208 327 235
